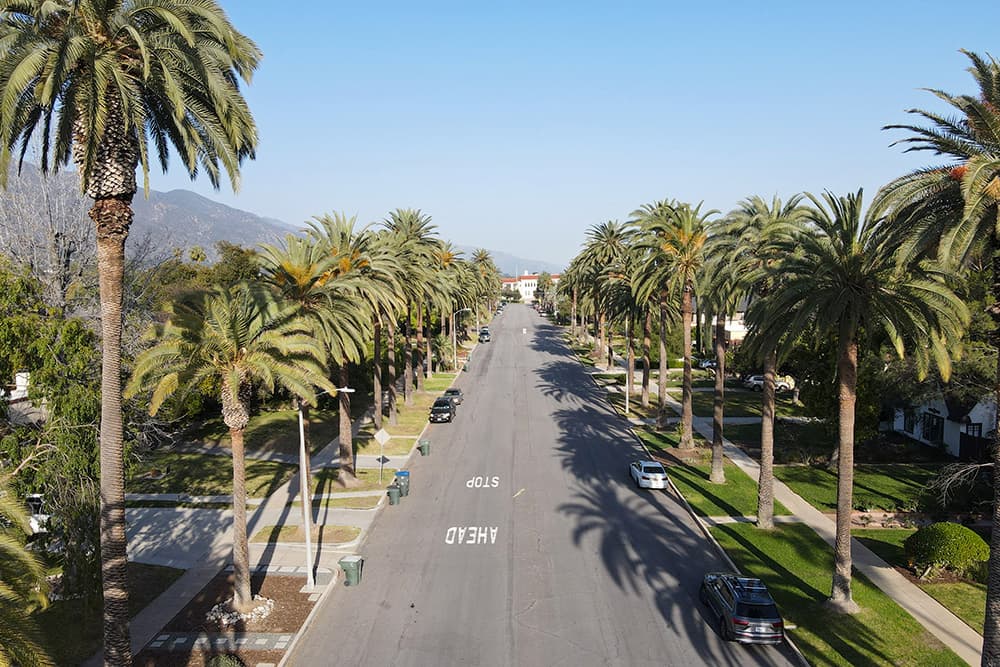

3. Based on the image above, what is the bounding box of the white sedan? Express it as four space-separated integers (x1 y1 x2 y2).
629 460 669 489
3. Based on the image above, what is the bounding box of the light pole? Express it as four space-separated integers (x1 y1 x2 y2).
624 317 630 418
452 308 471 372
297 386 354 590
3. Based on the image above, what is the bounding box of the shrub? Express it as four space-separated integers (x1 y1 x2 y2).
903 522 989 578
207 656 245 667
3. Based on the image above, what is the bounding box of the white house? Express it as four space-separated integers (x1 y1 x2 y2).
891 396 994 459
501 273 561 303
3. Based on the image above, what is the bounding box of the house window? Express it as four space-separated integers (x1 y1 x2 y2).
921 413 944 444
903 410 916 434
967 423 983 438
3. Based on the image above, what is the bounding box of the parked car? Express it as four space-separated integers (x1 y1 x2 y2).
743 375 791 392
443 387 464 406
479 331 491 343
429 397 455 423
628 460 669 489
700 572 784 644
697 358 718 369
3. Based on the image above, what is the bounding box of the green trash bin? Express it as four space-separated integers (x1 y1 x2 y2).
338 555 364 586
387 483 401 505
418 439 431 456
395 470 410 497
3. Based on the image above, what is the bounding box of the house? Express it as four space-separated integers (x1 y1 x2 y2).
891 396 994 460
500 273 561 304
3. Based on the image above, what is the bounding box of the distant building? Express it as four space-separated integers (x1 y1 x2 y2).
500 273 561 303
891 397 994 460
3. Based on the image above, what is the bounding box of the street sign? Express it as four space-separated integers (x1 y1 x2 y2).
374 429 390 446
376 455 390 464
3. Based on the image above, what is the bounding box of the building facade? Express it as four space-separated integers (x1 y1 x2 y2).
500 273 560 303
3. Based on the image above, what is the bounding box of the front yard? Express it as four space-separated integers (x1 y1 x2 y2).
129 450 296 498
773 464 942 513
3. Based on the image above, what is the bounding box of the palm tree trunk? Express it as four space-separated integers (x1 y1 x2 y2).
986 277 1000 660
827 327 860 613
416 297 425 391
658 301 668 429
230 425 252 611
710 313 726 484
373 317 383 430
404 303 413 406
680 286 694 449
757 348 778 527
571 287 578 340
641 309 651 408
94 199 132 665
598 310 607 364
627 316 635 406
387 321 398 426
425 303 433 379
338 362 358 485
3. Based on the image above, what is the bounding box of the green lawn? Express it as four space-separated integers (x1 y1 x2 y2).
854 528 986 634
606 391 659 420
129 451 296 498
355 427 415 457
712 523 963 667
724 420 833 464
669 461 790 517
184 408 339 458
385 392 437 435
635 427 709 452
667 388 810 418
288 494 381 511
424 372 457 392
311 467 397 494
251 524 360 544
774 464 941 512
34 562 184 666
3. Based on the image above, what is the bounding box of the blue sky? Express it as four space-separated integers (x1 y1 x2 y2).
148 1 1000 268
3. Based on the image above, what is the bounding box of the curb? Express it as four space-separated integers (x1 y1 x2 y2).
577 337 811 667
276 566 340 667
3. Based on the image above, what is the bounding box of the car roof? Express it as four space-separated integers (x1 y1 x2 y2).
432 398 451 406
445 388 461 393
716 574 776 603
632 459 663 467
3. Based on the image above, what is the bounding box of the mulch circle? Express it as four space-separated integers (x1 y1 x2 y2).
134 570 317 667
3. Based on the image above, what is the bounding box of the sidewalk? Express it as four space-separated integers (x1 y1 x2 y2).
654 389 983 666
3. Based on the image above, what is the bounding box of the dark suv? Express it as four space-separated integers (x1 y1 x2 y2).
700 572 784 644
429 397 455 423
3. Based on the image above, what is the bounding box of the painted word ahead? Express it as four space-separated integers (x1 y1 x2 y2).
445 525 498 545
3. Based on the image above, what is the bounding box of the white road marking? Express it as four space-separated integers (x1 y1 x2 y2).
512 488 525 499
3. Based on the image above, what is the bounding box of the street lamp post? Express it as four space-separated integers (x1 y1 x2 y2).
297 386 354 591
452 308 471 372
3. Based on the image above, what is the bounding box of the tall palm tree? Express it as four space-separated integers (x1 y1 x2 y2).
383 209 437 404
637 202 716 447
878 50 1000 659
0 475 52 667
746 190 967 613
308 213 401 484
578 221 632 367
709 195 809 524
0 4 259 661
126 284 333 613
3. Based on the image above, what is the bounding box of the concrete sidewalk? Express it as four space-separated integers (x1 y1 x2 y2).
656 390 984 666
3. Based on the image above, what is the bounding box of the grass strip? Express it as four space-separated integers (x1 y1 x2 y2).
774 464 941 512
251 524 360 544
311 467 397 494
668 461 790 517
711 523 963 666
287 495 381 510
129 451 296 498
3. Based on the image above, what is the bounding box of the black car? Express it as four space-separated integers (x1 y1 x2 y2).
443 388 464 406
700 572 784 644
429 397 455 423
478 331 491 343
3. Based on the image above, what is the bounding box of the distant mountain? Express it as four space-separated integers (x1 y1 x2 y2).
455 246 563 277
130 189 293 257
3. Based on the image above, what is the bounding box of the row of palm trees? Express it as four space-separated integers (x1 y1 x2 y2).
560 50 1000 660
125 212 499 615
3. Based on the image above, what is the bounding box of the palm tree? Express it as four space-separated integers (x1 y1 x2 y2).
0 475 52 667
878 50 1000 659
383 209 437 404
746 190 967 613
0 4 259 661
709 195 809 524
578 221 632 367
126 284 333 613
637 202 716 447
308 213 401 485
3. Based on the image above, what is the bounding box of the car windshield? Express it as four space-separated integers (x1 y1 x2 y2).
736 602 779 619
446 389 459 395
433 400 451 408
642 465 664 474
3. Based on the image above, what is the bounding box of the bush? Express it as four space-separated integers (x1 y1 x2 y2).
903 522 989 577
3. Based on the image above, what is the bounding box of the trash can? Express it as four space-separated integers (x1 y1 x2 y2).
395 470 410 497
387 483 401 505
338 555 364 586
418 439 431 456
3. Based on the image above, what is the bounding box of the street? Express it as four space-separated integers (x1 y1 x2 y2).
290 303 800 666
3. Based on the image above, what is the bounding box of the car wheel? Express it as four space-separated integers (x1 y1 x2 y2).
753 385 762 392
719 616 730 641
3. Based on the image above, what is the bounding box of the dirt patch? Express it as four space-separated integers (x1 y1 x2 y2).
654 447 708 466
134 648 285 667
164 571 315 634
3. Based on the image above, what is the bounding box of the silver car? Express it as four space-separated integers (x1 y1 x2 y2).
629 460 668 489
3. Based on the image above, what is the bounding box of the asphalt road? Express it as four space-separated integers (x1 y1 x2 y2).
290 304 800 667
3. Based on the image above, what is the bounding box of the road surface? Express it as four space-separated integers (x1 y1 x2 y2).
290 303 799 666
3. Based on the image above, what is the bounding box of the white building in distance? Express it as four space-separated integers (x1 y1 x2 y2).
500 273 560 303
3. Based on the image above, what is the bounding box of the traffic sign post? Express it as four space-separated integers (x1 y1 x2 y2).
374 428 391 482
